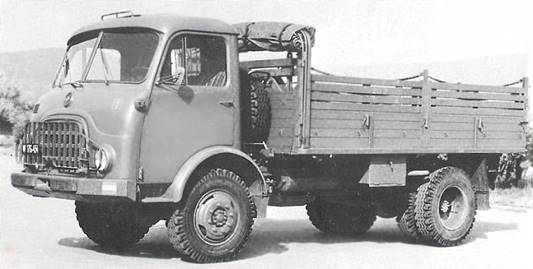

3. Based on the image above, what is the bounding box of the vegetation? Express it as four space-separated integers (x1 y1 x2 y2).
0 86 34 140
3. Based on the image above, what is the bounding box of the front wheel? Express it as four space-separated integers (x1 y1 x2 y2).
75 202 150 249
166 169 256 263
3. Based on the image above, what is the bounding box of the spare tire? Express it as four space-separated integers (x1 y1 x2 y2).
241 70 271 142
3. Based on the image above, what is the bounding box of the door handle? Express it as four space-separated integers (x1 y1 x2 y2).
219 100 234 108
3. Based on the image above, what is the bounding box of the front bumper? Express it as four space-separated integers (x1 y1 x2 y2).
11 172 137 202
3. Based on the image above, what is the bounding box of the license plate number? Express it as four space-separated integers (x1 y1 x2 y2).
22 144 40 154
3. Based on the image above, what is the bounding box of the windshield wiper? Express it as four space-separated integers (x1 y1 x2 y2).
99 47 111 85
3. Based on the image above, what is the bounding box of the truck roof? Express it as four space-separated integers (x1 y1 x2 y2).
69 14 237 44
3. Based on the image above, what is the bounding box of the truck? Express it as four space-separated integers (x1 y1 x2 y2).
12 11 529 263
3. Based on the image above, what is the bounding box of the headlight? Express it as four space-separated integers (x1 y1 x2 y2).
94 147 112 173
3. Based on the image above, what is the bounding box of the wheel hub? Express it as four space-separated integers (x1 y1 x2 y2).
440 200 451 214
438 186 468 230
211 208 229 227
194 190 239 245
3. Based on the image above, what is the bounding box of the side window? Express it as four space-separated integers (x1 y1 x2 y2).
161 34 227 87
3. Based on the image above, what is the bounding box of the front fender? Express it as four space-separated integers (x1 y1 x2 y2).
143 146 266 203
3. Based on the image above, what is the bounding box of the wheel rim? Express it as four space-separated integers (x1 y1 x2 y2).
438 186 469 230
193 189 240 246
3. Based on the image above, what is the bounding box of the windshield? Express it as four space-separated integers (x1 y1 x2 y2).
55 30 159 86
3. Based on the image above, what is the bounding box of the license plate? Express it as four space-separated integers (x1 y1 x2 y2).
21 144 40 154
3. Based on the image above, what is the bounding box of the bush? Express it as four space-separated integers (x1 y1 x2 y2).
0 86 33 140
495 126 533 189
495 153 526 188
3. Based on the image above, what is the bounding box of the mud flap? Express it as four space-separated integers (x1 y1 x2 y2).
471 158 491 210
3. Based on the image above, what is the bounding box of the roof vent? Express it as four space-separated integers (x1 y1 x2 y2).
100 11 140 21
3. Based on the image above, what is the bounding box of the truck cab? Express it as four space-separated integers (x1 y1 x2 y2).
13 14 256 201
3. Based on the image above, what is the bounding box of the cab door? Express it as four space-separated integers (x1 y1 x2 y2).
140 33 236 183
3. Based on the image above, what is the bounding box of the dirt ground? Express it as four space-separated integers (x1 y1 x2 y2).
1 147 532 269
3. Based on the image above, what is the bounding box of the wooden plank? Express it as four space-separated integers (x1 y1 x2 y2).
428 139 474 148
429 131 523 140
431 106 524 116
312 101 422 113
430 99 525 109
311 110 367 120
431 122 472 131
477 139 524 148
373 129 422 138
433 90 524 101
310 119 366 129
373 120 422 130
310 128 369 138
312 110 420 121
428 81 524 94
478 132 523 139
240 58 295 69
312 83 422 96
430 131 472 139
368 112 422 121
310 137 370 148
295 146 526 155
310 119 421 130
481 116 525 124
431 114 525 125
373 138 420 148
312 92 421 105
431 114 475 123
482 122 523 132
312 74 423 88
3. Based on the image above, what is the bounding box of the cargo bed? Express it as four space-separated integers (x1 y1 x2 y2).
242 59 528 155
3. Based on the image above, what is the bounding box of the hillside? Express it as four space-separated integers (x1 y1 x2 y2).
0 48 64 101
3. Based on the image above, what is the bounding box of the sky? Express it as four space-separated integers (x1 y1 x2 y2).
0 0 531 83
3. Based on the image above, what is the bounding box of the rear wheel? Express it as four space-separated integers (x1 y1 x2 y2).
166 169 256 263
414 167 476 246
75 202 150 249
306 194 376 236
396 191 420 240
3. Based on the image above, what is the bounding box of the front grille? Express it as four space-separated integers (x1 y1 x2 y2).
20 121 89 172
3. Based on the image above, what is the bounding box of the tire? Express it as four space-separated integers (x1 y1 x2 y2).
306 194 376 236
241 70 271 142
166 169 256 263
75 202 149 249
396 190 420 240
249 82 271 141
414 167 476 246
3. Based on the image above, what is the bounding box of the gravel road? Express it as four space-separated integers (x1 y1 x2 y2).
1 149 531 269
